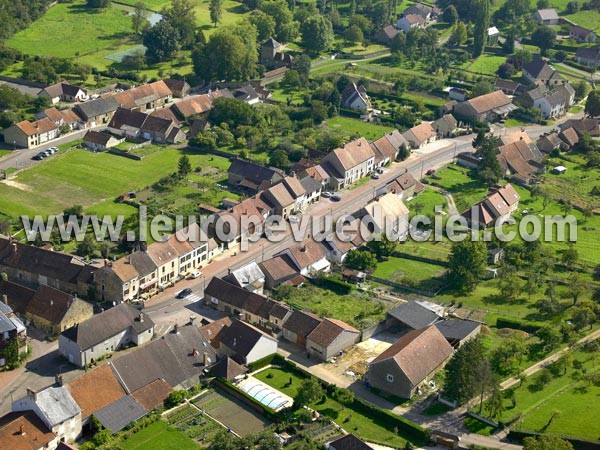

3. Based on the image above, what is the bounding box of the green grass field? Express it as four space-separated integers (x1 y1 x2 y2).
7 1 135 70
0 146 231 219
563 10 600 31
121 419 200 449
495 349 600 440
254 367 411 447
427 164 489 212
324 116 393 140
373 256 446 292
460 54 506 76
274 281 388 329
0 150 12 159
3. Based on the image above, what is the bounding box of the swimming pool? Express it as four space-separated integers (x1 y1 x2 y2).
237 377 293 411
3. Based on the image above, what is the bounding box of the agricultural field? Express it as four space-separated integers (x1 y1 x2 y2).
563 10 600 31
120 418 201 450
0 146 233 220
273 281 390 329
194 389 271 437
7 1 135 71
495 347 600 441
254 366 412 448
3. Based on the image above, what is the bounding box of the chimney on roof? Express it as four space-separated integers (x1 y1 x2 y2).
26 388 36 402
233 338 237 347
50 300 54 307
203 352 209 365
139 313 144 323
19 425 25 436
55 374 64 386
11 242 17 255
191 348 199 357
189 315 197 326
174 323 180 334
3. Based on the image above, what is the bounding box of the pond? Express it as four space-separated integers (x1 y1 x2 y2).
112 3 163 26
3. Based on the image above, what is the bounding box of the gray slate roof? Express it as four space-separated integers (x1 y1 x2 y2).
34 386 81 428
219 320 276 359
112 324 215 392
300 176 322 194
388 301 442 329
435 319 481 340
0 310 15 334
61 303 154 350
74 97 119 121
329 434 373 450
94 396 146 432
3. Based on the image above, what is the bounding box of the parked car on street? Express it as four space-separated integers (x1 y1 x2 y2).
176 288 193 299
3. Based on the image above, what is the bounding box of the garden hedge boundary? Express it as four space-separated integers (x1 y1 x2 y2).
496 317 544 333
253 356 429 445
212 378 280 421
508 429 600 450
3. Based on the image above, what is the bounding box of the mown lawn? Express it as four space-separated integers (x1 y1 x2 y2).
324 116 393 141
120 419 200 450
427 164 489 212
460 54 506 76
254 367 410 448
372 256 446 292
495 349 600 441
0 146 231 219
0 150 12 159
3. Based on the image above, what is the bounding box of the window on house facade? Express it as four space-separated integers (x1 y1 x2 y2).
387 374 394 382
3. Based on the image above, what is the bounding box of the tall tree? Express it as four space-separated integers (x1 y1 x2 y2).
248 10 276 42
443 337 493 404
294 378 324 407
585 89 600 117
259 0 299 43
473 0 490 57
193 22 258 81
301 15 334 52
87 0 111 7
449 22 467 46
210 0 223 27
178 155 191 177
162 0 197 48
478 135 502 186
143 20 181 62
448 240 488 291
132 1 149 35
531 25 556 56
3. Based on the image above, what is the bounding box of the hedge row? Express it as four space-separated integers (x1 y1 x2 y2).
311 276 354 295
508 429 600 450
496 317 544 334
350 396 430 444
269 358 430 445
246 353 282 372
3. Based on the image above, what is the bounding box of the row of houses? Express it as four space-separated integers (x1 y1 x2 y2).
95 223 211 303
4 314 215 447
3 80 176 149
0 280 94 335
204 276 361 362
